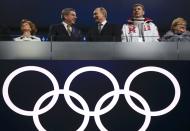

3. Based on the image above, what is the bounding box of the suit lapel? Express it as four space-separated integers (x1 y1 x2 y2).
95 25 99 34
100 23 109 34
61 23 71 37
102 23 108 32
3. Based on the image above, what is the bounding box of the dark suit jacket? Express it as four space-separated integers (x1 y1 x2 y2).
87 23 121 42
48 23 82 41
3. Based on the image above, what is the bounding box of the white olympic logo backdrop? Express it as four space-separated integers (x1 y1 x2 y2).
2 66 181 131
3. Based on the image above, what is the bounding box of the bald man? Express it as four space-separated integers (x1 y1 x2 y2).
87 7 121 42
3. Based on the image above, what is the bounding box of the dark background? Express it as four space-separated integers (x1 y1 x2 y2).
0 60 189 131
0 0 190 35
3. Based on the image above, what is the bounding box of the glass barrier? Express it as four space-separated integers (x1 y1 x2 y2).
0 41 190 60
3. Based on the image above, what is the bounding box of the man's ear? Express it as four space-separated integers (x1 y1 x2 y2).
62 15 67 21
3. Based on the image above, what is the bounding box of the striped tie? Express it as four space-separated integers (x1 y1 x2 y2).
67 25 72 36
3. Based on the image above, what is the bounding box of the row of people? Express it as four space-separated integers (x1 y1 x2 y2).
13 4 190 42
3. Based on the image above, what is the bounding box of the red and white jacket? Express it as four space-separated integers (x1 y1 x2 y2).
121 18 159 42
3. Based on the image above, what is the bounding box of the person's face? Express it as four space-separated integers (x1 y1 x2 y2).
21 22 31 33
174 24 186 34
64 11 77 25
93 8 105 23
133 6 144 18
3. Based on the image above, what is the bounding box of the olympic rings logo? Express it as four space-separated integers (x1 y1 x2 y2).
2 66 181 131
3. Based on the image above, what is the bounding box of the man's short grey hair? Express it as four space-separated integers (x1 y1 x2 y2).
96 7 107 18
61 8 75 19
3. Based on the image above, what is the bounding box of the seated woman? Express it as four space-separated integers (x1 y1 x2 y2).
161 17 190 42
14 19 41 41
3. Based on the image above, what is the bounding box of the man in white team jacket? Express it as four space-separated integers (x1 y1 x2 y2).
121 3 159 42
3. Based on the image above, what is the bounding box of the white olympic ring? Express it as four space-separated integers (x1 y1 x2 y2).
33 90 90 131
2 66 181 131
124 66 181 116
2 66 59 116
63 66 120 116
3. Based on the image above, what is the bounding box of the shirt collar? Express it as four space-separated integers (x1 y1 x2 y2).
101 20 107 26
62 21 72 29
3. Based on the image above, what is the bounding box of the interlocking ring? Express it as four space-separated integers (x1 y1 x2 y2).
63 66 120 116
2 66 59 116
124 66 181 116
2 66 181 131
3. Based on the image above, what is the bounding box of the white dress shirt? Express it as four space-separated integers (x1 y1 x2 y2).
99 20 107 31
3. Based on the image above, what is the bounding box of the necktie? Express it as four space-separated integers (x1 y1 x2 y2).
98 23 102 33
67 25 72 36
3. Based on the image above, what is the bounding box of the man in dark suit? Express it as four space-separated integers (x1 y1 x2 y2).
87 7 121 42
48 8 82 41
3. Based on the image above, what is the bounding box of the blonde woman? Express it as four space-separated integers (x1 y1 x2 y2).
14 19 41 41
162 17 190 42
